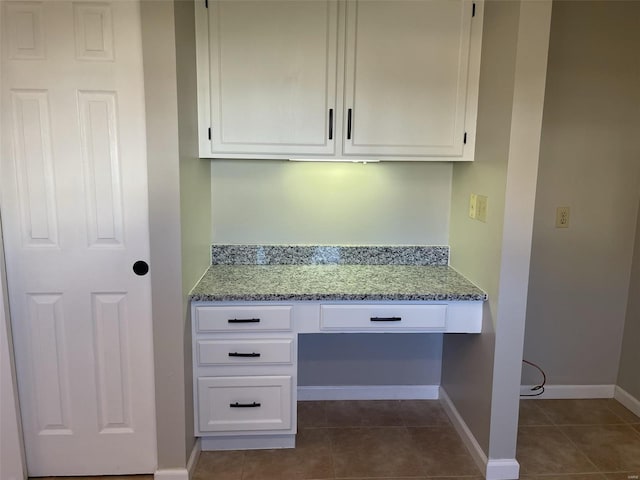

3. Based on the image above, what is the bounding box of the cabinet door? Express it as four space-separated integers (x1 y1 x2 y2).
343 0 479 160
204 0 338 157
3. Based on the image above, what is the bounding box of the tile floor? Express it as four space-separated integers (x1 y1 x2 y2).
32 399 640 480
518 399 640 479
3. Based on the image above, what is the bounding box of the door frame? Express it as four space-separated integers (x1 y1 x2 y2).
0 213 28 480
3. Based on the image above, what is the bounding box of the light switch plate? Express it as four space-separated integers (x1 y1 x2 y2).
469 193 477 219
476 195 488 222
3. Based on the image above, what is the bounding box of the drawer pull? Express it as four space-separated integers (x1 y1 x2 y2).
228 318 260 323
370 316 402 322
229 402 261 408
228 352 261 358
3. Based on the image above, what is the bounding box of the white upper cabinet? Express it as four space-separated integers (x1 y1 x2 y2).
197 0 339 157
196 0 483 161
343 1 480 160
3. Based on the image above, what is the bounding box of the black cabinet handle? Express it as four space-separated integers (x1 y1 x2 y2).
229 402 261 408
347 108 352 140
328 108 334 140
370 317 402 322
228 352 261 358
228 318 260 323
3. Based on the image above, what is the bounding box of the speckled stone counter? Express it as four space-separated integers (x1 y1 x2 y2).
211 245 450 266
190 264 486 302
191 246 486 302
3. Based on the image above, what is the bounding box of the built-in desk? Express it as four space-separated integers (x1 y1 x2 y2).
190 246 486 451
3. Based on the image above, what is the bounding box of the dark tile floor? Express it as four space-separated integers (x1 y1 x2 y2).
518 399 640 479
191 399 640 480
32 399 640 480
194 400 483 480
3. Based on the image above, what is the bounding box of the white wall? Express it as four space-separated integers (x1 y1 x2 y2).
523 0 640 387
211 161 453 388
211 160 452 246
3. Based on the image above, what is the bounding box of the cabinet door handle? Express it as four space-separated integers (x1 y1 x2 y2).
227 318 260 323
228 352 261 358
328 108 334 140
347 108 352 140
229 402 261 408
370 317 402 322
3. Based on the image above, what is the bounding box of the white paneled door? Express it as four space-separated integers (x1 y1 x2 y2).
0 1 156 476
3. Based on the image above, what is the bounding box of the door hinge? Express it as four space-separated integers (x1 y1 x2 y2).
472 2 476 17
463 132 467 144
208 127 211 140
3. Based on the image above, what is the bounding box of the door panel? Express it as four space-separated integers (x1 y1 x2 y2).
0 1 156 475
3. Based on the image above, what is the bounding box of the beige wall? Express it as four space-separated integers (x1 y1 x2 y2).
444 0 519 453
142 0 210 468
444 0 551 465
298 333 443 386
211 160 452 246
618 201 640 399
175 0 212 462
523 1 640 387
142 0 212 470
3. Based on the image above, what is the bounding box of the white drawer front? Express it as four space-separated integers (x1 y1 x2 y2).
196 306 292 332
198 376 292 433
197 339 294 366
320 304 447 331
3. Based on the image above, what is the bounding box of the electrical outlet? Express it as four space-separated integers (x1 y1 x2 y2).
469 193 477 219
555 206 570 228
476 195 488 222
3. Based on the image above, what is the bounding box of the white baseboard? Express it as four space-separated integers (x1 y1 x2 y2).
440 388 520 480
440 388 489 476
187 438 201 479
520 384 615 399
614 385 640 418
201 434 295 451
154 468 189 480
154 438 201 480
486 459 520 480
297 385 439 401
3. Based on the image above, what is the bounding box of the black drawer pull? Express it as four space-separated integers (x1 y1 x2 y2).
230 402 261 408
228 352 261 358
347 108 353 140
370 316 402 322
228 318 260 323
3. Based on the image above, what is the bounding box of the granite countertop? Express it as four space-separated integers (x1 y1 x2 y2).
190 245 487 302
190 264 487 302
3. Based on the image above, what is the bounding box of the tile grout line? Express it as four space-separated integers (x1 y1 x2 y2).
532 400 640 476
324 403 337 480
553 422 608 475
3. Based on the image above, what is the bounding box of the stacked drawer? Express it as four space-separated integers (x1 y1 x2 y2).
193 305 297 438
